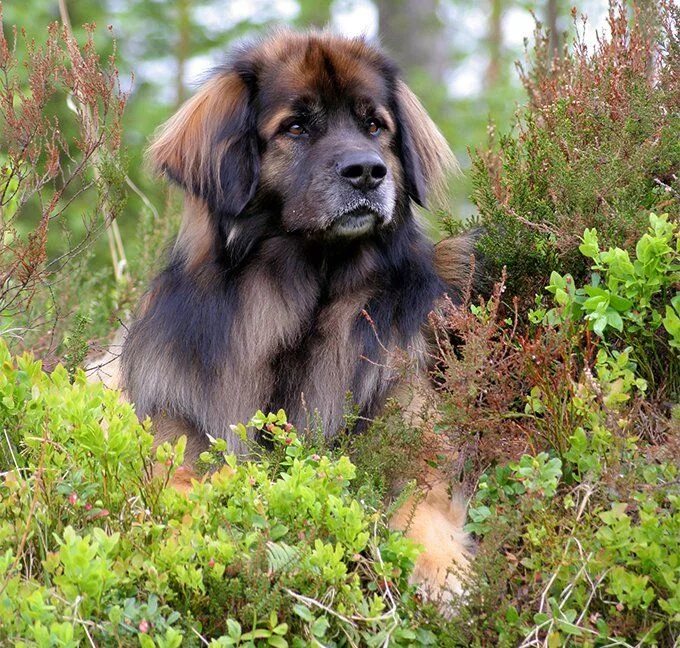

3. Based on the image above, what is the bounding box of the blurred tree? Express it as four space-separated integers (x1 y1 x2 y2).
176 0 190 105
297 0 334 28
376 0 448 85
546 0 562 56
486 0 505 88
377 0 528 226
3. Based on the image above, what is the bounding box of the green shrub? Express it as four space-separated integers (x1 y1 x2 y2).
437 218 679 646
0 341 438 647
533 213 679 399
468 1 680 300
461 412 678 646
449 364 678 646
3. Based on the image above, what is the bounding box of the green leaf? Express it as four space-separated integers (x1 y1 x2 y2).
139 635 155 648
606 310 624 332
226 619 242 639
311 617 329 638
579 228 600 259
293 605 314 623
266 542 301 573
608 294 634 312
505 606 520 624
663 302 680 343
593 315 607 337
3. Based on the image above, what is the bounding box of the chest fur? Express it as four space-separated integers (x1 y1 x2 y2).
122 232 438 450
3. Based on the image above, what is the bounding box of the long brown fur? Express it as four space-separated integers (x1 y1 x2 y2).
394 79 459 207
147 74 250 211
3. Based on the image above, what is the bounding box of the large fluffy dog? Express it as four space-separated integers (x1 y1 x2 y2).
119 29 474 604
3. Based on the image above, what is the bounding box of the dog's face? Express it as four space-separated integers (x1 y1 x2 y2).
254 42 400 239
149 31 455 261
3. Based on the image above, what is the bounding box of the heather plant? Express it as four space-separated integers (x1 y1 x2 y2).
430 275 585 482
0 11 137 364
433 3 680 643
468 1 680 300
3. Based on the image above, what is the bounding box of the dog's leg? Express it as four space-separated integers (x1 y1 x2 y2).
389 377 472 609
389 463 471 607
149 414 209 493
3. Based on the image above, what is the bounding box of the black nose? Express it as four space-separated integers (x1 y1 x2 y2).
337 151 387 191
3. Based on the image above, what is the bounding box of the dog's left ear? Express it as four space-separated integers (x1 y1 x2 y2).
147 70 259 217
393 80 458 208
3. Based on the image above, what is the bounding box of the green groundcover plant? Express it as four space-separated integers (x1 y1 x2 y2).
446 215 679 647
0 344 438 647
533 213 679 399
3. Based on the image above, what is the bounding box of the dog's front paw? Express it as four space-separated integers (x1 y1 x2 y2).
390 481 471 611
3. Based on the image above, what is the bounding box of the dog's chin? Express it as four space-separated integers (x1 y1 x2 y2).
332 211 377 237
329 207 391 239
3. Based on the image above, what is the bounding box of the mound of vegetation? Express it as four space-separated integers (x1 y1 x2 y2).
1 215 676 645
0 350 439 646
432 213 678 646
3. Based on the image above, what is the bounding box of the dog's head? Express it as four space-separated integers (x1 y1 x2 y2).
149 30 456 263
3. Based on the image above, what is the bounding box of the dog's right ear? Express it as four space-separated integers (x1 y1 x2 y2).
148 71 260 217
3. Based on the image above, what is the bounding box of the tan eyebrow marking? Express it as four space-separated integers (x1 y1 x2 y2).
261 103 394 139
261 108 295 140
376 108 395 132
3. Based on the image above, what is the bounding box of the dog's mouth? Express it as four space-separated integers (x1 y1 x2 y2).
330 203 387 238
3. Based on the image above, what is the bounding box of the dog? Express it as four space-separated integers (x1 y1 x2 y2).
115 29 476 606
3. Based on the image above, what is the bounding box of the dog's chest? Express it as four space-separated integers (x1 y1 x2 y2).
235 255 392 430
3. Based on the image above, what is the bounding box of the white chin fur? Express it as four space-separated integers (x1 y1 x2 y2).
332 212 376 237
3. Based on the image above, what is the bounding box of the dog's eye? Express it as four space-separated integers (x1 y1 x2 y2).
366 118 382 136
286 123 307 137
